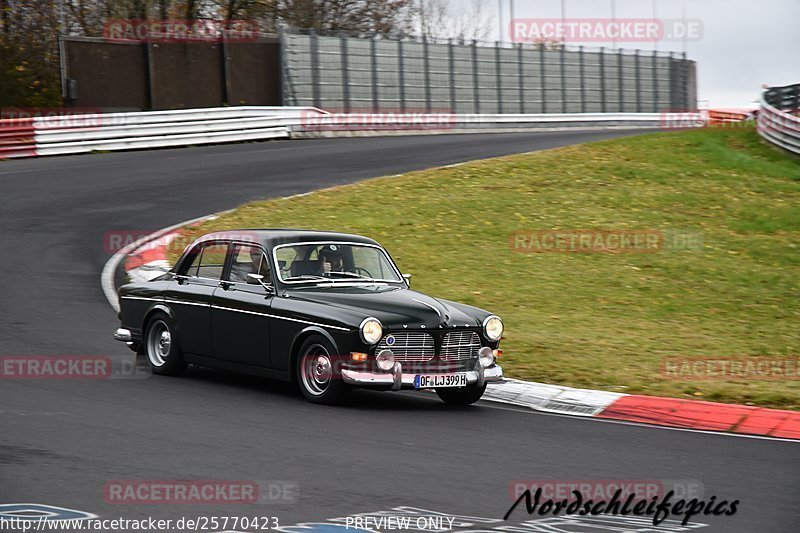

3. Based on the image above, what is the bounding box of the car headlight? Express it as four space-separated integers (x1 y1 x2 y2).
483 315 504 342
359 317 383 345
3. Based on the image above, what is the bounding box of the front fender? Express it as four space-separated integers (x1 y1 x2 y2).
292 325 341 355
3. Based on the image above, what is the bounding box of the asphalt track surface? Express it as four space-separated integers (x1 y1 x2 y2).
0 132 797 532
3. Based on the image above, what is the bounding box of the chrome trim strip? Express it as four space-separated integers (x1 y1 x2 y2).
120 295 164 302
165 299 211 308
211 305 272 317
210 305 350 331
341 363 503 388
313 282 390 288
412 298 441 317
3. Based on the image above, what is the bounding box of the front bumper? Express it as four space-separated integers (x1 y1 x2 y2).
114 328 132 342
341 360 503 391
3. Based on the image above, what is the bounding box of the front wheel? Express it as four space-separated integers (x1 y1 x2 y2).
436 383 487 405
144 313 186 376
296 335 349 405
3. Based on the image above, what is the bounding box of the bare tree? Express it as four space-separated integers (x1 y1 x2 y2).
415 0 493 42
269 0 414 37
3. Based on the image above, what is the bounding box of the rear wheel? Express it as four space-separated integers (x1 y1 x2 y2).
296 335 349 405
144 313 186 376
436 383 487 405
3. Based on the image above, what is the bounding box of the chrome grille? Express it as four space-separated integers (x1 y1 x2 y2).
440 331 481 361
376 332 435 362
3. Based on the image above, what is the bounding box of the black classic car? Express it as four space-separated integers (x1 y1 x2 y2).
114 230 504 404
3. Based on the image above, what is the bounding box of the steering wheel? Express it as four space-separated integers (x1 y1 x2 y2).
352 267 373 278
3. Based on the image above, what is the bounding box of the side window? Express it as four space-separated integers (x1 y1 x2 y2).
275 246 297 279
196 242 229 280
229 244 272 284
352 246 387 279
181 245 203 277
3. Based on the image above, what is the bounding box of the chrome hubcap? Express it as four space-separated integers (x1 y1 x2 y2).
147 320 170 367
301 345 332 396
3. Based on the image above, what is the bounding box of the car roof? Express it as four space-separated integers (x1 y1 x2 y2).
194 228 381 250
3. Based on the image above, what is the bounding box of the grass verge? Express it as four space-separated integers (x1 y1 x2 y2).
178 127 800 408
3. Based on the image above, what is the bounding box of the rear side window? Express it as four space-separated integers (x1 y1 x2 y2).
196 243 229 279
228 244 272 284
180 242 229 279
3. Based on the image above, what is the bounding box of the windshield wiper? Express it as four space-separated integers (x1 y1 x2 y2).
326 271 373 280
283 275 328 282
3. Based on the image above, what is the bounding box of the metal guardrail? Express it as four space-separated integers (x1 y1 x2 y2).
0 107 324 159
290 112 700 138
759 83 800 156
0 107 706 159
0 118 37 158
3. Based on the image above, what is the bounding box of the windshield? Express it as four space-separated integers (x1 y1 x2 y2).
273 242 403 284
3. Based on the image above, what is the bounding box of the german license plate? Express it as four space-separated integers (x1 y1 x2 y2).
414 373 467 389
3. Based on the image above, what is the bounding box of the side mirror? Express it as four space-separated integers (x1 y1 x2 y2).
247 273 275 294
402 273 411 285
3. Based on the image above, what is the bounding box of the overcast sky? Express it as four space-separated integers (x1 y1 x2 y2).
481 0 799 108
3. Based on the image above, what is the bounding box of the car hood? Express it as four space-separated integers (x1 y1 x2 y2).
285 284 485 330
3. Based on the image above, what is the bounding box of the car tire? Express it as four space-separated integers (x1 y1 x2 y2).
296 335 349 405
144 313 186 376
435 383 487 405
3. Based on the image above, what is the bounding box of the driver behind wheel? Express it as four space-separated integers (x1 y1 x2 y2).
319 245 344 275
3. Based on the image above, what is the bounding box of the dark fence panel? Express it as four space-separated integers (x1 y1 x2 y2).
150 42 224 109
63 38 149 110
63 36 281 111
227 41 282 106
